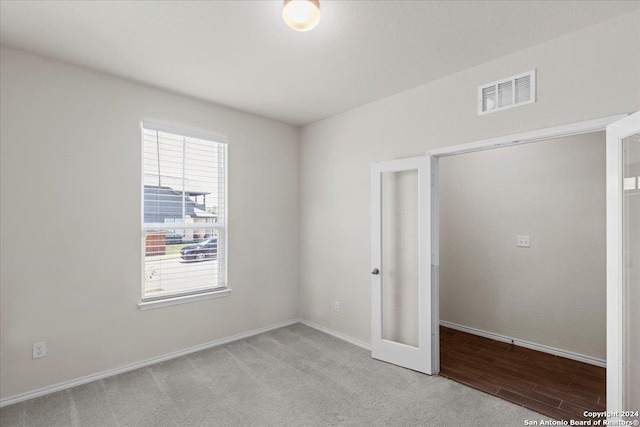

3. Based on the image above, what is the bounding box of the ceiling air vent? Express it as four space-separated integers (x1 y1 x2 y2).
478 70 536 115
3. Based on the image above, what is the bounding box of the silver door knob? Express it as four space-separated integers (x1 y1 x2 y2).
371 268 379 275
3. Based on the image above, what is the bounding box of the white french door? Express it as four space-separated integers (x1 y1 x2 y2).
371 156 434 374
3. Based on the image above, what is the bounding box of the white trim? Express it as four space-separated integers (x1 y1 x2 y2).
428 114 626 157
440 320 606 368
141 121 229 144
606 111 640 418
299 319 371 351
140 124 146 300
138 288 231 310
0 319 298 408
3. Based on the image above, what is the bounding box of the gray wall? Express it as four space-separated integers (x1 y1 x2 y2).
299 10 639 366
439 132 606 360
0 46 300 400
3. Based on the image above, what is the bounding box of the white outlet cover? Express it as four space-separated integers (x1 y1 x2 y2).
33 342 46 359
517 236 530 248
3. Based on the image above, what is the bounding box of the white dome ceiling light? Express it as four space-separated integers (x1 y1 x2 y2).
282 0 320 32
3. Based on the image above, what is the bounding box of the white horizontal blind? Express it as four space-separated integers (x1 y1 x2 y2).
142 125 227 301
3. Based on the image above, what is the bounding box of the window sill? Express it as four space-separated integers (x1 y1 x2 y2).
138 288 231 311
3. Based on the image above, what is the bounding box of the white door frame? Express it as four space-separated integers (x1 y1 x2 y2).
371 156 434 374
606 111 640 416
427 113 627 411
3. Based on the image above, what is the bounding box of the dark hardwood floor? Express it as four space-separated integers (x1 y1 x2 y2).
439 326 606 422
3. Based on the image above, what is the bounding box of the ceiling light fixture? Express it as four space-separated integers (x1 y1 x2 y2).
282 0 321 32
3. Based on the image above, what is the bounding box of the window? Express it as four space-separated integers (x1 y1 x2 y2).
141 123 228 306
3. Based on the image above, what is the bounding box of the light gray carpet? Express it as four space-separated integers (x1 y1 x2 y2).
0 323 547 427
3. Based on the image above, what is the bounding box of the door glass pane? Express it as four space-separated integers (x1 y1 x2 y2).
381 170 419 347
623 133 640 408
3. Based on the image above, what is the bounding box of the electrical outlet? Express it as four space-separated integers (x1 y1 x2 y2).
334 301 340 312
33 342 46 359
517 236 530 248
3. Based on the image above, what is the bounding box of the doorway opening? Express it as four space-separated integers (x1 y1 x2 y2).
437 131 606 421
370 113 637 422
434 130 607 421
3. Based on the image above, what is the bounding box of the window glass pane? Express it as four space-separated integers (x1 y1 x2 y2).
143 129 225 226
381 169 419 348
623 133 640 407
142 126 227 300
144 228 225 299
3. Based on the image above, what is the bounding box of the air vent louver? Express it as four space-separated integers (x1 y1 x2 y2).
482 86 496 112
498 81 513 107
479 70 535 115
514 75 531 104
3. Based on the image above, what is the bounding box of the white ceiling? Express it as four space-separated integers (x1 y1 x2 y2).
1 1 638 125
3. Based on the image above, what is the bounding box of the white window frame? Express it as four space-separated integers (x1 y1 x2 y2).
138 121 230 310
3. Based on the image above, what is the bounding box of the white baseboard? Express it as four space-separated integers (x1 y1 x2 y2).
0 319 299 408
298 319 372 351
440 320 606 368
4 318 600 408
